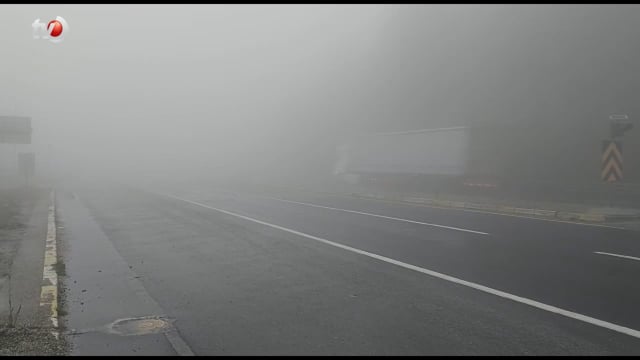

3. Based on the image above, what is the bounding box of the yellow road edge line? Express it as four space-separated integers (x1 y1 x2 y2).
39 190 59 338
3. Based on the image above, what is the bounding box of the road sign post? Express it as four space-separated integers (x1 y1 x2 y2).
601 140 623 182
602 115 632 185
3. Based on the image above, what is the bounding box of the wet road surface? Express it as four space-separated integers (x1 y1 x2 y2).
57 183 640 355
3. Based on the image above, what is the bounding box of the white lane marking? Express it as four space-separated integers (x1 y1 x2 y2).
594 252 640 262
165 326 195 356
261 196 489 236
166 194 640 340
326 194 626 230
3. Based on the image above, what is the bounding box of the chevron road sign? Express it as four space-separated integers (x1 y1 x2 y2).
602 140 623 182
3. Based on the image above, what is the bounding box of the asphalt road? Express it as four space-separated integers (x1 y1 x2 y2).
57 183 640 355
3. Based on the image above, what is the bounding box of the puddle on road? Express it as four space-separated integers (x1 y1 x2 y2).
105 316 171 336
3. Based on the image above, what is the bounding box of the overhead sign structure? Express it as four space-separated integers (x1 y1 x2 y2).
0 116 32 144
602 140 623 182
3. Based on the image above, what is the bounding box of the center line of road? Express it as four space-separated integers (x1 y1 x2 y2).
263 196 489 235
594 251 640 262
166 194 640 341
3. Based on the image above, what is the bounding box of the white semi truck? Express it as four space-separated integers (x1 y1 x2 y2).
333 125 534 187
335 127 471 178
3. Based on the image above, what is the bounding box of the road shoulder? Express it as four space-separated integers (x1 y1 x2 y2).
56 189 191 356
0 188 69 355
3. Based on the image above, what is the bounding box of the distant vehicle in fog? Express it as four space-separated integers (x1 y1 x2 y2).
332 123 610 192
334 126 511 187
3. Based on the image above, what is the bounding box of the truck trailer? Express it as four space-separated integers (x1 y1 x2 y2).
334 126 517 187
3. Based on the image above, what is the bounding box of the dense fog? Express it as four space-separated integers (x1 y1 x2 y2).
1 4 639 189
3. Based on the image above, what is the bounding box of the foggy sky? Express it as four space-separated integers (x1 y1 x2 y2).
2 5 639 186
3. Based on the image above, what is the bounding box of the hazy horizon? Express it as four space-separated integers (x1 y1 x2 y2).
2 4 640 187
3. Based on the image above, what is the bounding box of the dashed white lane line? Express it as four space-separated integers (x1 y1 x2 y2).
166 194 640 341
262 196 489 236
594 251 640 262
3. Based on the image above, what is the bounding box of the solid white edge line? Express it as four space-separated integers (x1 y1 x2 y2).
594 251 640 262
263 196 489 235
166 194 640 341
